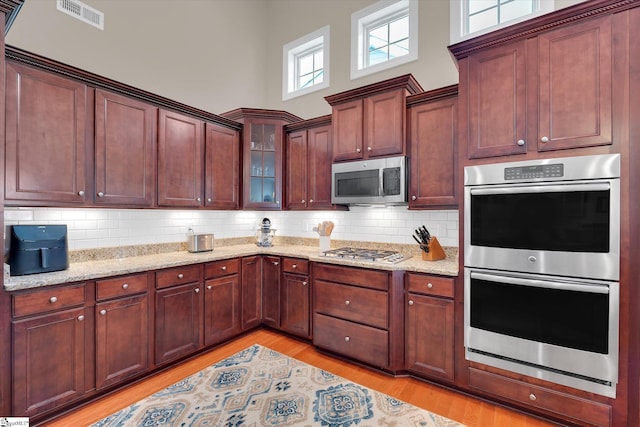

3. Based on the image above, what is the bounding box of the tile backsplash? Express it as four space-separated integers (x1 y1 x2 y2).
4 206 459 251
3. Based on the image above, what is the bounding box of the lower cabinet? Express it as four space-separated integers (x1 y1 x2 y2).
261 256 281 328
281 258 311 339
405 273 455 382
154 265 204 365
241 256 262 330
204 259 241 346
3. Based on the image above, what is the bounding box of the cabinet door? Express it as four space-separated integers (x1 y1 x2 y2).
281 273 310 339
5 62 89 204
244 120 283 209
405 293 454 381
204 274 241 346
261 256 281 328
157 110 203 207
205 123 240 209
241 256 262 329
155 282 203 364
95 89 157 206
12 307 87 416
364 89 405 157
537 15 612 151
95 294 149 389
332 99 363 161
466 41 527 158
307 125 333 209
408 97 457 208
285 130 308 210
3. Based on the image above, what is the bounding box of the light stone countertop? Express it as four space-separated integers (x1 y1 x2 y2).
4 243 459 292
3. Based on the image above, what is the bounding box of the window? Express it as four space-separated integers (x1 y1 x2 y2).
451 0 555 44
283 26 330 101
351 0 418 80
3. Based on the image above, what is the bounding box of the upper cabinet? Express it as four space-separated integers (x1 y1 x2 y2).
221 108 301 210
325 74 423 162
5 62 91 205
284 116 334 210
452 13 614 159
204 123 240 210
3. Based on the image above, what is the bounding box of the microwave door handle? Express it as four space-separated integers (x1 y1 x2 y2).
471 271 610 294
470 182 611 196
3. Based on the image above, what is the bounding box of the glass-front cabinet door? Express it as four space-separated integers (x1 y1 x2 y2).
249 123 277 205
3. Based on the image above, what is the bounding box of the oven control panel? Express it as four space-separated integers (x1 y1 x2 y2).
504 163 564 180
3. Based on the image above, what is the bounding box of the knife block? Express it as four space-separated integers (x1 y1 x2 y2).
422 236 446 261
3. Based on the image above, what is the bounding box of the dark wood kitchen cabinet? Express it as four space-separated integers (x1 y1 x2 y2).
205 123 241 209
154 265 203 365
281 258 311 339
95 273 150 390
261 256 281 328
204 258 241 346
221 108 301 210
11 283 89 416
157 110 203 207
95 89 157 206
313 263 404 371
405 273 455 382
407 86 458 209
454 14 613 159
325 74 422 161
241 256 262 329
5 61 91 204
285 116 333 210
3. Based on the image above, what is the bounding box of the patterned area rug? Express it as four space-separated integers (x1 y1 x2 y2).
92 344 465 427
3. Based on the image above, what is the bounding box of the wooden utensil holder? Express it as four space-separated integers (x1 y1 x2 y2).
421 236 446 261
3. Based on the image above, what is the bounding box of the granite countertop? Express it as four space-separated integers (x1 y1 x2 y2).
4 243 459 292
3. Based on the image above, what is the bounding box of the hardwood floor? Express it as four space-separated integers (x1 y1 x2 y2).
42 329 559 427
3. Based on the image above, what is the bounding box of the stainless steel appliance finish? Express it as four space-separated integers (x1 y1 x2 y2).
321 247 409 264
464 268 619 397
331 156 407 205
187 233 213 253
464 153 620 280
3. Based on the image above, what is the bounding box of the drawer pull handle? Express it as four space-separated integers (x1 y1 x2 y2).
100 309 107 316
529 393 537 401
344 336 350 342
77 315 85 321
195 288 200 293
427 283 433 289
122 283 129 289
408 300 414 306
49 296 58 304
178 273 184 279
221 266 227 271
345 300 350 306
302 281 308 286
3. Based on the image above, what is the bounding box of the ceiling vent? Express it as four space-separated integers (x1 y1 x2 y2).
56 0 104 30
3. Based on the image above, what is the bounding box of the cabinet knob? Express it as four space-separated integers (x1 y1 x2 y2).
367 146 372 151
540 136 549 143
273 261 279 266
516 139 525 146
356 148 361 153
309 199 314 203
302 281 308 286
49 296 58 304
529 393 537 401
97 191 105 197
194 288 200 293
197 197 201 202
78 190 85 196
345 300 350 306
100 309 107 316
221 266 227 271
411 195 417 201
207 285 212 290
122 283 129 289
77 315 85 321
427 283 433 289
178 273 184 279
408 300 414 306
301 199 305 204
207 198 212 203
292 264 297 269
344 336 350 342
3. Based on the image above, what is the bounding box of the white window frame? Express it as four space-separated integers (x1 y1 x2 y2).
350 0 418 81
450 0 555 45
282 25 330 101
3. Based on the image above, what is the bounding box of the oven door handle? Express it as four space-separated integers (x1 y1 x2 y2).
469 182 610 196
471 271 610 294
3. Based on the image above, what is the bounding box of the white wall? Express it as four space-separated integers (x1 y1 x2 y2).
5 207 459 250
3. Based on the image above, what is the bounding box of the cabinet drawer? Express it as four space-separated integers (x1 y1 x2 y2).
406 273 454 298
468 367 611 427
156 264 202 289
313 313 388 368
13 284 86 318
96 273 148 301
314 280 387 329
205 258 239 279
282 258 309 275
314 263 388 291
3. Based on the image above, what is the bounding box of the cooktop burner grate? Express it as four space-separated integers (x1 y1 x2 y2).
321 247 409 264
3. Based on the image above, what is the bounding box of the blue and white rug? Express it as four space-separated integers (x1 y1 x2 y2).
92 344 465 427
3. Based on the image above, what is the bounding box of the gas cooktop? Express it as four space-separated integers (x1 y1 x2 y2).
320 247 409 264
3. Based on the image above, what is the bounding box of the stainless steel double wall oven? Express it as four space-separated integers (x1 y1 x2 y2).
463 154 620 397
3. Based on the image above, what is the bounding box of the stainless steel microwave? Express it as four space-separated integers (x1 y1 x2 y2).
331 156 407 205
